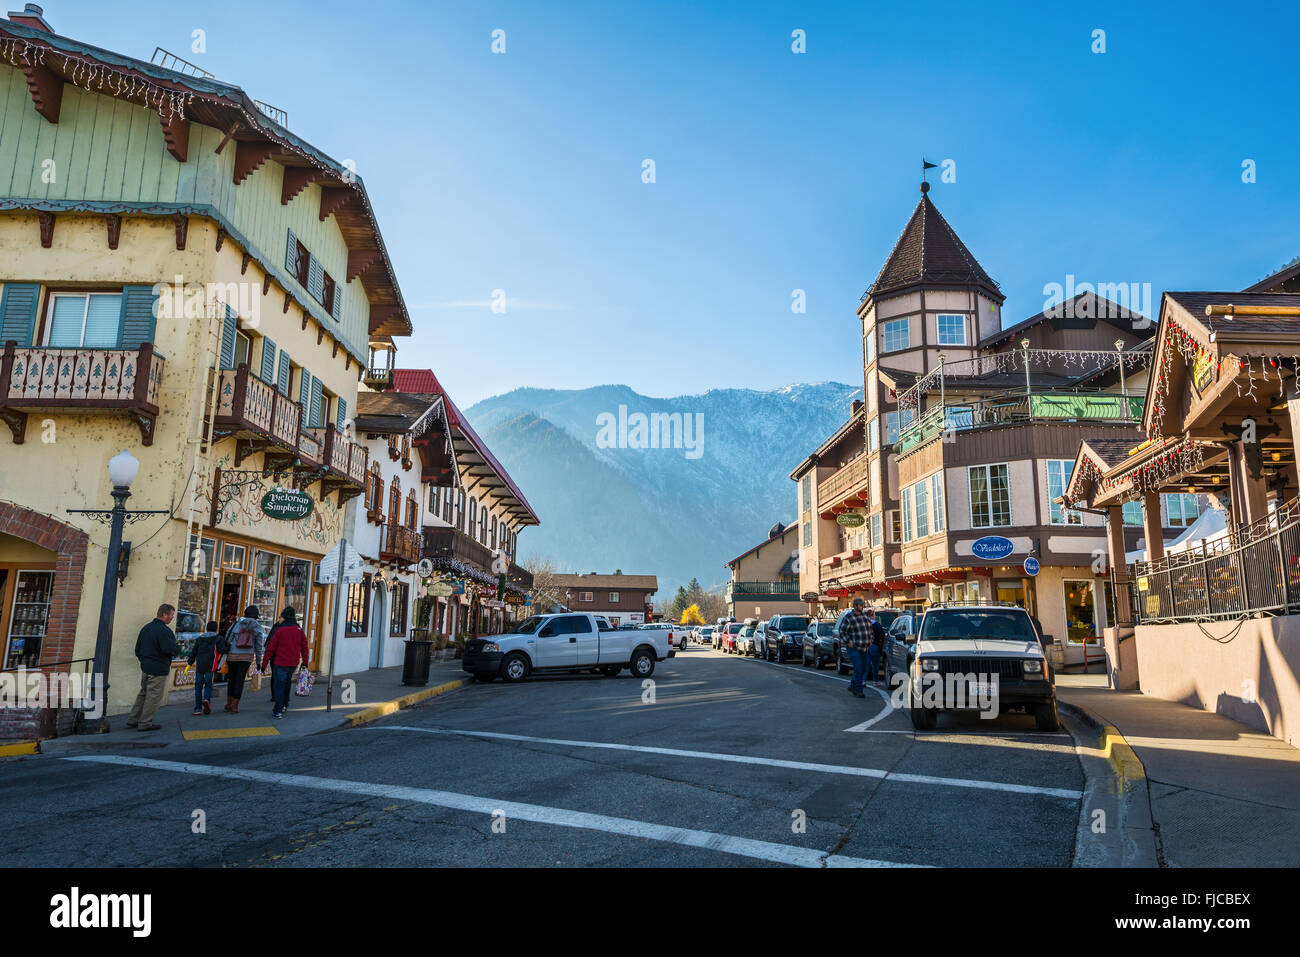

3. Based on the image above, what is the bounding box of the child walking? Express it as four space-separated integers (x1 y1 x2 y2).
187 620 221 716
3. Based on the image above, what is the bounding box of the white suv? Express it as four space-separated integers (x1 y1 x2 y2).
904 604 1059 732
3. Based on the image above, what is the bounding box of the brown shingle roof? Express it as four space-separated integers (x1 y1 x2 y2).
1166 292 1300 337
1081 437 1140 470
553 574 658 592
355 392 440 432
867 193 1002 303
980 292 1155 348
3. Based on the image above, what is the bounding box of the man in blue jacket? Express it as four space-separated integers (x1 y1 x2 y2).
125 604 178 731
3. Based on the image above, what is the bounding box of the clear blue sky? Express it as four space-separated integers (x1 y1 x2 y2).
51 0 1300 406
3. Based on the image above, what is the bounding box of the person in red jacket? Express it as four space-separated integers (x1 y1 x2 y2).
263 607 310 718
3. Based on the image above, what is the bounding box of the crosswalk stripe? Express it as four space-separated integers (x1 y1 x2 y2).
375 726 1083 800
62 754 923 869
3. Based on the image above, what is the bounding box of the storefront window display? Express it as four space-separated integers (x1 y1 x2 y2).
1064 580 1098 640
252 550 281 632
5 570 53 667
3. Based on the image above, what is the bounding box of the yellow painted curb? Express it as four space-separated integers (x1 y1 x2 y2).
181 727 281 741
1099 724 1146 787
0 740 40 756
345 677 471 728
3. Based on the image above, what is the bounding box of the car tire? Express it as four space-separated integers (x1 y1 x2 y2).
630 648 656 679
501 653 530 684
909 706 937 731
1035 699 1061 732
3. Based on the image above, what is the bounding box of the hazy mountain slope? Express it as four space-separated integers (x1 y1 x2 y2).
465 383 861 597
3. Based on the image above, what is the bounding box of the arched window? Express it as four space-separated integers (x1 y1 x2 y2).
388 475 401 526
490 515 497 549
469 497 477 536
406 489 418 530
366 463 384 523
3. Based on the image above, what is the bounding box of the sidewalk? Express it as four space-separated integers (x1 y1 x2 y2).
31 659 470 756
1057 673 1300 867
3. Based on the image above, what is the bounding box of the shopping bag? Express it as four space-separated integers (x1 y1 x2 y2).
294 669 315 697
249 670 263 691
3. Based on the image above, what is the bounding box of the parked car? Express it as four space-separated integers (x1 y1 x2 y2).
801 618 838 669
758 614 811 663
462 612 673 683
697 626 714 646
736 624 757 657
906 604 1059 731
714 619 737 649
721 622 744 653
639 621 684 649
881 612 920 685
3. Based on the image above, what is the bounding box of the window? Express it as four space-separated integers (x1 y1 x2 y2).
346 576 370 635
406 489 418 530
885 409 914 445
1122 501 1143 526
388 477 401 526
365 464 384 522
480 508 488 543
468 497 477 535
937 314 967 346
931 473 945 533
609 591 620 603
291 238 310 287
914 479 929 538
887 509 901 544
881 318 909 353
389 582 409 636
457 490 466 532
579 591 593 602
491 515 498 549
969 464 1011 528
1164 493 1200 528
864 326 876 365
44 292 122 347
866 418 879 454
322 272 337 317
429 485 440 514
802 521 812 547
871 512 882 547
901 486 914 542
1046 460 1082 525
801 474 811 512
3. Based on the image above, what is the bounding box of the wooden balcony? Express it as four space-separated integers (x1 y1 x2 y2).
319 424 367 504
422 525 494 574
0 342 164 445
726 579 801 600
817 455 869 516
378 523 421 566
211 364 301 465
363 367 394 391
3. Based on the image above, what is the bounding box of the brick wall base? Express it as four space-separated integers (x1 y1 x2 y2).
0 706 81 740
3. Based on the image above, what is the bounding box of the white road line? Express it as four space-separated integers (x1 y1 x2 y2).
715 649 900 732
62 754 920 869
374 726 1083 800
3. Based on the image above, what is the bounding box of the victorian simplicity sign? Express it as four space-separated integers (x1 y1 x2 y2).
261 487 314 521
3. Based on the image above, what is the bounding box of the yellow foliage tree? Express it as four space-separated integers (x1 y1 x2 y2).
679 603 707 626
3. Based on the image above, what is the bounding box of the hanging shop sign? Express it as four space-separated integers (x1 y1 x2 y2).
971 536 1015 561
836 513 866 528
1191 348 1215 396
426 581 455 598
1022 556 1040 577
261 488 314 521
416 558 434 578
505 594 526 605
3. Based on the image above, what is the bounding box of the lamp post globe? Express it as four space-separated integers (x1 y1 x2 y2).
107 449 139 489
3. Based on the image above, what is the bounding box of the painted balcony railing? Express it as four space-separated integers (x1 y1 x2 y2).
364 367 394 390
0 342 164 444
895 391 1145 456
212 363 300 451
378 523 421 566
817 455 869 512
323 424 366 485
727 580 801 597
297 427 324 468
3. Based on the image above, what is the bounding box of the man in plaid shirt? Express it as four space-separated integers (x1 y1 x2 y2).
839 598 874 698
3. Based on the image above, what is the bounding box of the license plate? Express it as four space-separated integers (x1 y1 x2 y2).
967 681 996 697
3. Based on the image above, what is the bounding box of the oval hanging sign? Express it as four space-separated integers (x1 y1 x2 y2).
261 487 314 521
836 513 866 528
1022 556 1040 577
971 535 1015 561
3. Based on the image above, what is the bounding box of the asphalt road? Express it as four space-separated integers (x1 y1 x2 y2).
0 642 1085 867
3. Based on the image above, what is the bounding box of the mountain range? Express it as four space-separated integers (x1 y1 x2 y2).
463 382 861 599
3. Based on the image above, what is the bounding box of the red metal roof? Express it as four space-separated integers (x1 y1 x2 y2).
390 369 539 525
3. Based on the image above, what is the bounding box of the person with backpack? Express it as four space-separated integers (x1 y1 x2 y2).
263 607 310 719
223 605 265 714
187 620 222 716
865 608 887 687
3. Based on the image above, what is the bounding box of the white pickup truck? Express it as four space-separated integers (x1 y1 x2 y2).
462 612 674 683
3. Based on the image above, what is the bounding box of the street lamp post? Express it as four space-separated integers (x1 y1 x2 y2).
1115 339 1129 420
68 450 167 733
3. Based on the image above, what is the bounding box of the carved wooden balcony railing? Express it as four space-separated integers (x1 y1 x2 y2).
378 523 421 566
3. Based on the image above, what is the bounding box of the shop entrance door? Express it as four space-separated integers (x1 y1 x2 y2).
369 585 387 669
308 585 327 672
995 581 1025 607
218 575 244 636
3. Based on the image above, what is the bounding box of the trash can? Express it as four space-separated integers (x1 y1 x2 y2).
401 639 433 686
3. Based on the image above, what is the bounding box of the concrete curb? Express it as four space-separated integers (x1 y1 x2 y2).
329 676 471 731
1059 699 1160 868
0 739 40 757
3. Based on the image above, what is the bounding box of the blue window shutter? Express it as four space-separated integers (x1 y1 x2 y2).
310 376 323 428
331 283 341 320
285 229 298 278
117 285 158 349
277 350 291 396
0 283 40 347
218 304 238 369
260 337 277 383
299 370 312 426
307 255 325 303
336 396 347 430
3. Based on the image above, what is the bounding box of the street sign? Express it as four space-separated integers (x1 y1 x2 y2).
1022 556 1040 577
971 536 1015 561
317 540 364 584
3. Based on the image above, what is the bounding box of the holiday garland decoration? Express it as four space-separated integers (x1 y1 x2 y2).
897 347 1152 414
